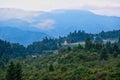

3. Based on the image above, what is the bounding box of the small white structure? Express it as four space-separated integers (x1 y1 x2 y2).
64 41 68 45
32 55 37 58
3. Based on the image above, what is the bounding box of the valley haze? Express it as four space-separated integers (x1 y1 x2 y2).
0 8 120 45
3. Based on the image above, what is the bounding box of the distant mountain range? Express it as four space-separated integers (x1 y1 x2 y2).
0 27 47 45
33 10 120 36
0 8 120 44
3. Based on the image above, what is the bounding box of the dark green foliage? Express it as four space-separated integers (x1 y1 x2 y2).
49 64 54 72
1 29 120 80
100 48 108 60
66 30 91 43
1 41 120 80
0 39 26 64
59 29 120 44
60 65 67 72
0 39 11 63
105 41 112 53
10 42 119 80
6 62 22 80
6 61 16 80
85 37 93 50
112 43 120 57
27 37 59 54
10 43 26 58
15 63 22 80
1 29 120 65
71 66 91 80
116 61 120 67
78 44 83 49
94 42 103 51
99 30 120 39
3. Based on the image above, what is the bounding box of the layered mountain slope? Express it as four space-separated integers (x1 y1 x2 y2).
0 27 47 45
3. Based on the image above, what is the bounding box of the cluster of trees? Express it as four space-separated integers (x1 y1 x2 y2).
66 30 90 43
58 29 120 44
10 38 119 80
0 37 60 66
26 37 59 54
0 29 120 80
6 62 22 80
0 29 120 58
58 30 93 43
98 29 120 39
26 30 94 54
0 40 25 68
1 29 120 67
85 37 120 59
0 37 120 80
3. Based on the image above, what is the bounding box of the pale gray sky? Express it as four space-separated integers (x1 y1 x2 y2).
0 0 120 16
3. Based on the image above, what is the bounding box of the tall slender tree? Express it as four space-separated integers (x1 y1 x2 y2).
49 64 54 72
15 62 22 80
100 48 108 60
6 61 16 80
85 37 93 50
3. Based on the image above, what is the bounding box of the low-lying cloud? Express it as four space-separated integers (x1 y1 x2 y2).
0 0 120 16
0 8 40 21
34 19 56 30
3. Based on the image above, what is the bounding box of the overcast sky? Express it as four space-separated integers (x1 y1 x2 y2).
0 0 120 16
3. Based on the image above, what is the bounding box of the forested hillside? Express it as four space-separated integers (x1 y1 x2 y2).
0 29 120 64
0 37 120 80
0 29 120 80
0 39 26 64
98 30 120 39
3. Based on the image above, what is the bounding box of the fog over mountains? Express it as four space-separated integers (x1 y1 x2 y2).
0 8 120 45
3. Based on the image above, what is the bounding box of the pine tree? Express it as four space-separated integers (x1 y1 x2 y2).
15 62 22 80
95 42 103 51
112 43 119 57
85 37 93 50
6 61 16 80
6 62 22 80
78 44 83 49
49 64 54 71
100 48 108 60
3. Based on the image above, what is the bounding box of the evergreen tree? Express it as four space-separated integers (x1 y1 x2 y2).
113 51 118 58
15 62 22 80
94 42 103 51
85 37 93 50
6 62 22 80
6 61 16 80
78 44 83 49
49 64 54 71
105 41 113 54
100 48 108 60
112 43 119 57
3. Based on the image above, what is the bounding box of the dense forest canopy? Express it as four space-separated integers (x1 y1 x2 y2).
0 29 120 63
0 29 120 80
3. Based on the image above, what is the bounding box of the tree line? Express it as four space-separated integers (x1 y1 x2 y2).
0 29 120 68
1 36 120 80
